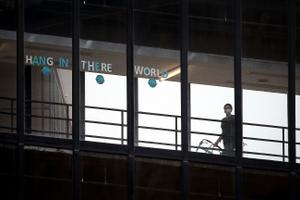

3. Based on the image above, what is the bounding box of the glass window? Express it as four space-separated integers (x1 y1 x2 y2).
80 152 128 200
0 2 17 133
134 0 181 150
24 0 72 138
136 158 181 200
189 0 235 156
80 1 127 144
24 146 72 200
0 144 17 200
296 0 300 163
242 169 289 199
242 0 288 161
190 163 234 199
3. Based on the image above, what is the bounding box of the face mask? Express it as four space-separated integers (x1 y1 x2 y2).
225 108 232 115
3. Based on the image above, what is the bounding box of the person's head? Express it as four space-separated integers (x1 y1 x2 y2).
224 103 233 116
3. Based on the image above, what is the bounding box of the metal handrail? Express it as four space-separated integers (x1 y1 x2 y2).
0 97 299 161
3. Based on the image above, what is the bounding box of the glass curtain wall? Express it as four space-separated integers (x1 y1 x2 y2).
80 152 128 200
24 146 72 200
134 0 181 150
24 0 73 138
242 0 289 161
0 144 17 200
0 1 17 133
80 1 127 144
189 164 234 199
188 0 235 156
135 158 181 200
242 169 289 199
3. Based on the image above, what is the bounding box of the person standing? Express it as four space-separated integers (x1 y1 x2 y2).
214 103 235 156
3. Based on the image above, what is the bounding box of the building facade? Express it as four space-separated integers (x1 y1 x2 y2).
0 0 300 199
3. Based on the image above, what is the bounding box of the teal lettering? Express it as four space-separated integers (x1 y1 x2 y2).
95 62 100 71
32 56 39 66
144 67 150 76
59 58 69 68
38 56 46 65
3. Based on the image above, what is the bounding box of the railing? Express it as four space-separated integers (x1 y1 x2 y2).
0 97 299 162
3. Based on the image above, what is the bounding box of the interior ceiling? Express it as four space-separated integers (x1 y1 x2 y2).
0 0 299 94
0 36 299 95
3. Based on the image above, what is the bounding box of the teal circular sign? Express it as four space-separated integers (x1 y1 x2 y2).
160 71 168 78
148 78 157 88
41 66 51 76
96 75 105 84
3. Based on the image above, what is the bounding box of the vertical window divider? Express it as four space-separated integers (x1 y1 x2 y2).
181 0 189 200
72 0 81 200
127 0 136 200
16 0 25 199
234 0 243 200
288 0 296 199
288 0 296 169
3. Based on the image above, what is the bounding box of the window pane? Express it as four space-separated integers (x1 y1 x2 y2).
190 163 234 200
189 0 235 156
24 1 72 138
0 2 17 133
136 158 181 200
296 0 300 163
242 0 288 161
297 176 300 198
24 146 72 200
242 169 289 199
80 152 128 200
80 1 127 144
134 0 181 150
0 144 17 200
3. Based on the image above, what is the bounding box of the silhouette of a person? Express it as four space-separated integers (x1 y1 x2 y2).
214 103 235 156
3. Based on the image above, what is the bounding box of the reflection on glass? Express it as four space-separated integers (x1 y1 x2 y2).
24 1 72 138
242 169 289 199
80 1 127 144
189 0 235 156
0 144 17 199
136 158 181 200
134 0 181 150
0 3 16 133
242 0 288 161
24 146 72 200
80 152 128 200
190 163 234 199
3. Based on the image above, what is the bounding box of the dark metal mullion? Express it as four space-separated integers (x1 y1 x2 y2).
282 128 286 162
127 0 135 157
127 0 136 200
181 0 189 200
72 0 81 200
234 0 243 168
234 0 243 200
288 0 296 199
288 0 296 170
16 0 25 199
80 72 85 141
181 0 189 159
25 65 32 134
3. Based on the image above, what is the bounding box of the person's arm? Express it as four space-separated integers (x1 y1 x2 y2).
215 118 225 147
214 135 223 147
